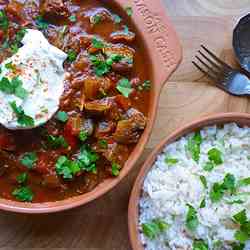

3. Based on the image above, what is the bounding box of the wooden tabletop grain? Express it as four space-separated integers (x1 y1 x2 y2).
2 1 250 250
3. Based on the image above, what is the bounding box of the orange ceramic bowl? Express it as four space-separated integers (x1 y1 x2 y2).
0 0 182 213
128 113 250 250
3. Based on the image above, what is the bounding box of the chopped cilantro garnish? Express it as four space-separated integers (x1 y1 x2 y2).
91 14 101 24
92 37 105 49
203 161 214 172
111 163 120 176
199 175 207 189
142 219 169 239
5 62 15 70
56 111 68 122
233 210 247 225
210 173 236 203
193 240 208 250
56 146 100 179
47 135 68 149
10 28 27 54
69 15 77 22
12 186 33 202
199 198 206 208
35 16 49 30
235 230 249 244
186 204 199 231
16 173 28 184
208 148 223 165
113 14 122 24
94 60 110 76
99 139 108 149
165 156 178 165
55 156 79 180
67 49 77 62
0 76 28 99
231 243 245 250
0 10 9 31
116 78 133 98
79 130 88 142
186 132 202 163
20 152 37 169
77 146 99 174
125 6 133 16
138 80 151 91
10 101 34 127
238 177 250 187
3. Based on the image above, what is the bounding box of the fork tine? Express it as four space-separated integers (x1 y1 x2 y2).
195 55 220 77
192 61 227 91
201 45 232 70
192 61 218 81
198 50 223 72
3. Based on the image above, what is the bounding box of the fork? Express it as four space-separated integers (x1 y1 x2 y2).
192 45 250 96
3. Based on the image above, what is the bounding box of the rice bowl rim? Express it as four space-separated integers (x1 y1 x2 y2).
128 112 250 250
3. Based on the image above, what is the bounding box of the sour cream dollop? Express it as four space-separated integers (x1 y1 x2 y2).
0 29 67 129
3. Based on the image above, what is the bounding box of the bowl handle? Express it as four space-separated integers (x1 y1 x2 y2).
127 0 182 92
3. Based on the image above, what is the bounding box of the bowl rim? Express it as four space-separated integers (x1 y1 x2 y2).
0 0 182 213
128 112 250 250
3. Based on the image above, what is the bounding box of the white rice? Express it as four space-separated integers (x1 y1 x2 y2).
139 123 250 250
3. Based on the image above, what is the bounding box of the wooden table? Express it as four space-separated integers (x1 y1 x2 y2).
2 1 250 249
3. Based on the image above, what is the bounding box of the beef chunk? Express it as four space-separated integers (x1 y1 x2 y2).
40 0 69 19
113 108 147 144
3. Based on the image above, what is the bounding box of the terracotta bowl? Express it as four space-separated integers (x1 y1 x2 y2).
0 0 182 213
128 112 250 250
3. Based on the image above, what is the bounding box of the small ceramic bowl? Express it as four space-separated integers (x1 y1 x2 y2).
0 0 182 213
128 112 250 250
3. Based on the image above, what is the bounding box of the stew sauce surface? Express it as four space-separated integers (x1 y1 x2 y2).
0 0 150 203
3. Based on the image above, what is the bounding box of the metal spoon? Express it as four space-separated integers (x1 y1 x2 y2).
233 13 250 73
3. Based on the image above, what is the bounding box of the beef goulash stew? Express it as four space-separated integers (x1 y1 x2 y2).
0 0 150 202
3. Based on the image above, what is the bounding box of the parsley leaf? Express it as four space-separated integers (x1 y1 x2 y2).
238 177 250 187
35 16 49 30
67 49 77 62
56 111 68 122
79 130 88 142
125 7 133 16
186 132 202 163
199 175 208 189
203 161 214 172
193 240 208 250
55 156 79 180
91 14 101 24
235 230 249 243
208 148 223 165
92 37 105 49
142 219 169 239
199 198 206 208
231 243 245 250
186 204 199 231
77 146 99 174
0 76 28 99
233 210 247 225
12 186 33 202
137 80 151 91
116 78 133 98
210 174 236 203
165 156 178 165
69 15 77 22
47 135 68 149
20 152 37 169
111 163 120 176
99 139 108 149
0 10 8 31
113 14 122 24
16 173 28 184
10 101 34 127
10 28 27 54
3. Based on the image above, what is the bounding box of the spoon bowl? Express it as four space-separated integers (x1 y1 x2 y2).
233 13 250 73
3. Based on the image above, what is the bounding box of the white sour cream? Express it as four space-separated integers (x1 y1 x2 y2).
0 29 67 129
